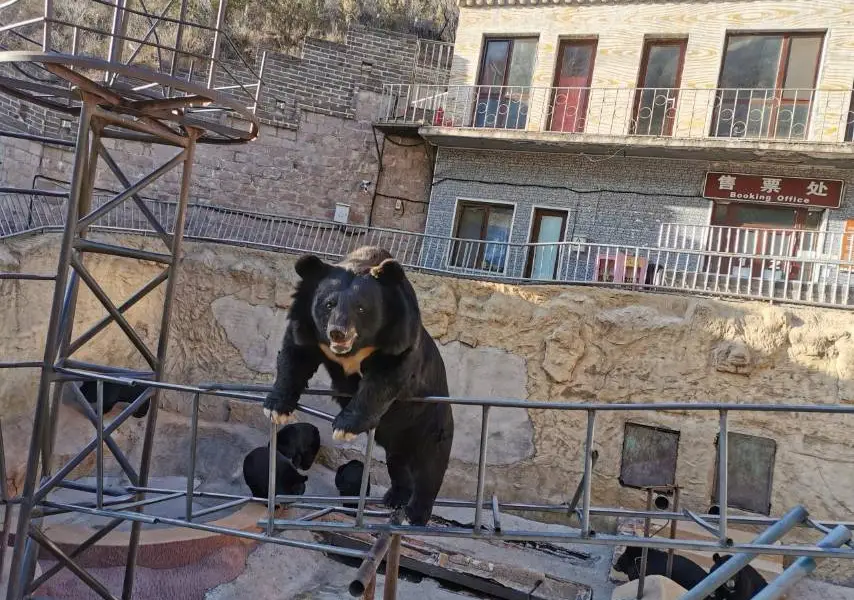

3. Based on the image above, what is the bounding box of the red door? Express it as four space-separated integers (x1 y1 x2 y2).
549 40 597 133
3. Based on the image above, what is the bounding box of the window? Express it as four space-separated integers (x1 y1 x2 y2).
619 423 680 489
713 432 776 515
632 39 687 136
846 85 854 142
712 32 824 140
549 39 597 133
525 208 568 279
474 38 538 130
451 201 514 273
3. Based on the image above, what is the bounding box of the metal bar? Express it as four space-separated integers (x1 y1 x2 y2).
207 0 228 88
383 534 402 600
28 526 119 600
718 410 729 545
252 51 267 114
67 270 168 355
580 410 596 537
349 533 392 597
5 97 94 600
91 108 187 148
356 429 376 527
266 418 277 536
0 362 43 368
122 128 200 600
168 0 189 84
74 239 173 264
666 487 680 579
681 505 810 600
492 494 501 533
77 150 186 231
42 0 53 50
753 525 852 600
0 420 10 579
190 497 250 519
684 508 720 537
0 273 55 280
106 0 129 73
473 405 490 533
186 392 200 521
69 255 158 368
0 130 73 147
28 518 123 592
96 380 104 509
566 450 598 518
637 489 653 599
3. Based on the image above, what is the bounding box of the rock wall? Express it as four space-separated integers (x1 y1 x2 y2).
3 233 854 582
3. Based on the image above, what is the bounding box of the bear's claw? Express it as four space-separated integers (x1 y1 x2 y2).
332 429 358 442
263 407 297 424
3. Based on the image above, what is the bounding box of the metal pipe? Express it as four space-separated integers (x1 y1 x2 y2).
0 420 10 578
383 534 402 600
190 497 250 519
29 527 120 600
96 380 104 509
681 505 810 600
0 274 54 280
567 450 598 519
349 533 392 597
581 410 596 537
637 489 653 599
6 96 94 600
122 128 199 600
106 0 129 79
186 392 200 521
267 418 277 536
356 429 376 527
74 239 173 265
492 494 501 532
666 487 680 579
42 0 53 50
207 0 228 88
473 405 490 533
753 525 852 600
718 409 729 546
168 0 189 83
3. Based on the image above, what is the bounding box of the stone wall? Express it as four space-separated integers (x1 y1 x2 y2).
0 27 438 232
3 233 854 584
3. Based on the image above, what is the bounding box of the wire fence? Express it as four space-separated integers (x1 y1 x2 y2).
3 189 854 308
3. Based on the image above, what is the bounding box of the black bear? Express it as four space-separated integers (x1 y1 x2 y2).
709 553 768 599
275 423 321 471
263 246 454 525
78 380 150 418
242 446 308 500
614 547 709 591
335 459 370 509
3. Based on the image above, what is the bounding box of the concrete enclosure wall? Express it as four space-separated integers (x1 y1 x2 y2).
0 27 437 232
3 233 854 583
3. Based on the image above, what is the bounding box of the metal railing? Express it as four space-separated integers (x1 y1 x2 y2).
378 84 854 145
3 189 854 308
412 38 453 87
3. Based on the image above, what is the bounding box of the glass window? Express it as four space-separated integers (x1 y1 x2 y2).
452 202 514 273
526 209 568 280
619 423 680 489
550 40 597 133
713 33 824 140
475 38 538 130
633 40 686 136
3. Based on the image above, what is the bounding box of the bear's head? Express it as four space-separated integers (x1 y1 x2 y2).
709 553 763 599
292 253 418 357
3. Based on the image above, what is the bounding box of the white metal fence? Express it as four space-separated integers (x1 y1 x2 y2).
378 84 854 145
3 190 854 308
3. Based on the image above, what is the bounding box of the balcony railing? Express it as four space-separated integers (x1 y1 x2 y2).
3 189 854 308
378 84 854 145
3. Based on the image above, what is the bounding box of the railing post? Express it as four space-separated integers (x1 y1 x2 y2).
718 410 729 546
581 410 596 537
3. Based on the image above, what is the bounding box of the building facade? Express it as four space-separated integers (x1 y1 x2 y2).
378 0 854 305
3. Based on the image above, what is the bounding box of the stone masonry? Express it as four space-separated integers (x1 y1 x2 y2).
0 27 439 232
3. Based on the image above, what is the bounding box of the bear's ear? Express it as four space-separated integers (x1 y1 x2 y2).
369 258 405 285
712 553 721 562
295 254 330 281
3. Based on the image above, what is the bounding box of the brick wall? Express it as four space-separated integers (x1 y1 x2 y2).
426 147 854 252
0 26 437 232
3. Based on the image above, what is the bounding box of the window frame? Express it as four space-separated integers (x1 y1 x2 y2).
631 38 688 136
618 422 681 490
448 198 517 275
524 205 570 280
548 38 599 133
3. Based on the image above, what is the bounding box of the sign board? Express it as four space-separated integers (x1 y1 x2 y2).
703 172 844 209
333 203 350 224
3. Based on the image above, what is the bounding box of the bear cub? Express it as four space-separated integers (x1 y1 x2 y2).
77 380 151 418
335 459 370 509
242 447 308 500
276 422 321 471
263 246 454 525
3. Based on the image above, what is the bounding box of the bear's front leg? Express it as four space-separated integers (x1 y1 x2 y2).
331 370 404 442
263 327 321 424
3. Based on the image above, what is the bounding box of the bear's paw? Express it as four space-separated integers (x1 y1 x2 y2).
263 407 298 425
332 429 359 442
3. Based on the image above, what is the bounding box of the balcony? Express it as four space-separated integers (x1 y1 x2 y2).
377 84 854 165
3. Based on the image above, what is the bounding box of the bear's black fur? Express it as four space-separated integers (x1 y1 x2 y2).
263 246 454 525
709 553 768 599
242 446 308 499
78 380 150 418
614 547 709 591
275 423 321 471
335 459 370 509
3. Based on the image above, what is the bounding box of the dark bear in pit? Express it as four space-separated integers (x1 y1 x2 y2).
242 446 308 500
614 547 709 591
263 246 454 525
275 422 321 471
335 459 370 509
709 553 768 599
78 380 150 418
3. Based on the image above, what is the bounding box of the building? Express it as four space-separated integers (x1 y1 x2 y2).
377 0 854 306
